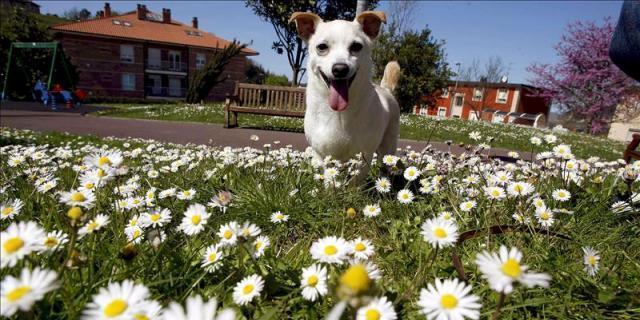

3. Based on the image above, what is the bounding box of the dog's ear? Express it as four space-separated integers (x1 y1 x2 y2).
355 11 386 39
289 12 322 42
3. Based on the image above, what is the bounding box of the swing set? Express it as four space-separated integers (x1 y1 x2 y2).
1 41 84 109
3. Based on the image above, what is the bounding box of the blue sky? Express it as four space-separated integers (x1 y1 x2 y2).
39 1 624 84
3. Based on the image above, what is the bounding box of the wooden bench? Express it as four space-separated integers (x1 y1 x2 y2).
624 133 640 162
224 82 306 128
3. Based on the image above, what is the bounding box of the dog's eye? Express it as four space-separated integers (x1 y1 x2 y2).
349 42 363 53
316 43 329 54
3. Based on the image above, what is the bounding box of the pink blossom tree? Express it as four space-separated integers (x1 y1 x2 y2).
527 18 637 134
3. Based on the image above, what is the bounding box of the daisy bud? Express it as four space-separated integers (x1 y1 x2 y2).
346 207 357 219
339 264 371 298
66 207 83 221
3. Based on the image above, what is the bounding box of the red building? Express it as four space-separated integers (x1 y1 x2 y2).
50 3 258 100
414 81 551 127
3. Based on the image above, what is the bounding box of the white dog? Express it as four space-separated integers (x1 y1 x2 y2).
290 11 401 171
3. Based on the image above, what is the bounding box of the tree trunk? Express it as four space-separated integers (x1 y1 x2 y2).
292 68 300 86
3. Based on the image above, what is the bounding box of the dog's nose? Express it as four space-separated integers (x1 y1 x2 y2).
332 63 350 78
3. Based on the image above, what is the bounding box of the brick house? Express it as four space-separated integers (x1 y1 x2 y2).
49 3 258 100
414 81 551 127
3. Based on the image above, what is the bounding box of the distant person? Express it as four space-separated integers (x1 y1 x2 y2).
610 0 640 81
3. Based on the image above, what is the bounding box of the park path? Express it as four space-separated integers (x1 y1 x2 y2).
0 102 513 157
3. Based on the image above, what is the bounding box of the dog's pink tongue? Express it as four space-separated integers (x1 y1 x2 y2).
329 79 349 112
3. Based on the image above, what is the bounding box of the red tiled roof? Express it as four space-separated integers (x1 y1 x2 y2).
50 11 258 55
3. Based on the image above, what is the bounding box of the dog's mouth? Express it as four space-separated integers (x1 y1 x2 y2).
318 69 356 112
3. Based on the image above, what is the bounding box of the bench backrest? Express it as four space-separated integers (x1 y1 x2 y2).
235 82 306 112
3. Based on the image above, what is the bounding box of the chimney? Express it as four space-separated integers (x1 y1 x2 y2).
104 2 111 17
96 10 104 18
162 8 171 23
192 17 198 29
137 4 146 20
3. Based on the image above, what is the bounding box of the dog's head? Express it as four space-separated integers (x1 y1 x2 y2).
290 11 386 112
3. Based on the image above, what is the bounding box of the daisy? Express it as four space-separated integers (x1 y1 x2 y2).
232 274 264 306
469 131 481 141
350 259 383 281
491 171 512 185
417 278 481 320
382 155 399 166
300 264 328 302
208 191 233 213
253 235 270 258
141 208 172 228
36 178 58 193
179 204 210 236
552 189 571 202
85 151 123 170
158 188 176 199
475 245 551 294
350 237 375 260
459 200 476 212
82 280 150 319
356 296 397 320
375 177 391 193
176 188 196 201
125 226 144 244
404 166 420 181
132 300 162 320
421 218 459 248
553 144 572 158
201 244 224 273
217 221 239 246
78 214 110 238
363 204 381 218
438 211 455 221
39 230 69 252
397 189 414 204
484 186 506 200
1 221 45 268
531 197 546 209
544 134 557 144
270 211 289 223
582 247 600 276
238 221 261 238
1 199 24 220
535 207 554 228
59 189 96 209
506 182 535 197
310 236 350 265
1 268 59 317
161 295 235 320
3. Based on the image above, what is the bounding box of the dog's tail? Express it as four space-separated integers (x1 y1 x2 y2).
380 61 401 93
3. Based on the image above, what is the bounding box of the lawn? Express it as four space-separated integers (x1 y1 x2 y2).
0 127 638 319
93 102 626 160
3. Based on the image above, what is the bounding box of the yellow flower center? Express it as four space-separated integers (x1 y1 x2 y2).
339 264 371 294
3 237 24 253
98 156 111 166
87 221 99 231
440 293 458 309
104 299 128 317
307 275 319 287
243 229 250 237
242 284 254 295
402 194 409 199
354 243 366 252
97 169 106 178
558 192 566 197
71 192 86 202
134 314 149 320
223 230 233 239
276 214 284 220
540 212 550 220
255 241 263 250
191 214 201 225
501 258 522 278
150 214 161 222
85 183 94 189
365 309 381 320
67 207 83 220
2 207 14 216
492 190 500 197
324 245 338 256
133 229 141 238
514 185 523 192
587 256 597 266
6 286 31 302
44 237 58 248
208 253 217 262
433 227 448 239
183 191 191 197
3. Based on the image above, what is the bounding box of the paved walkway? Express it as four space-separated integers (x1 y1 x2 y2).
1 102 513 157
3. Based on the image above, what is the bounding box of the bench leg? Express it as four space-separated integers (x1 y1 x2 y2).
224 109 238 128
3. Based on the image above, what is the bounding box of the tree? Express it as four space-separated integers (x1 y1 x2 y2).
245 60 268 84
186 41 246 103
62 8 92 21
264 74 289 86
527 18 637 134
245 0 378 85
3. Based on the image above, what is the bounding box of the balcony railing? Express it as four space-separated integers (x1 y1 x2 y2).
145 86 186 98
145 60 188 73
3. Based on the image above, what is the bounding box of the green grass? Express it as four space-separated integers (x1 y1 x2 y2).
93 102 626 160
0 127 638 319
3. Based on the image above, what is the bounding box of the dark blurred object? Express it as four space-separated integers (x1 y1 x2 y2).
610 0 640 81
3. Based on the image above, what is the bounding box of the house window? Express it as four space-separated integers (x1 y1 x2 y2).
472 88 483 101
440 87 449 98
437 107 447 117
468 111 479 121
122 73 135 91
496 89 509 104
419 107 428 116
196 53 206 70
120 45 134 63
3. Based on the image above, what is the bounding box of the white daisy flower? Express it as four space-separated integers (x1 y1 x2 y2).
582 247 600 276
59 189 96 209
475 245 551 294
179 204 210 236
252 235 270 258
78 214 110 238
469 131 481 141
438 211 455 221
350 237 375 260
161 295 235 320
85 152 123 170
82 280 150 319
382 155 399 166
310 236 350 265
1 268 59 317
363 204 381 218
375 177 391 193
531 197 546 209
141 208 172 228
356 296 397 320
404 166 420 181
484 186 506 200
459 200 476 212
232 274 264 306
506 182 535 197
238 221 261 238
1 221 45 268
535 207 554 228
530 136 542 145
421 217 459 249
201 244 224 273
397 189 414 204
176 188 196 201
544 134 557 144
217 221 239 246
418 278 481 320
551 189 571 202
39 230 69 252
1 199 24 220
300 264 328 302
158 188 176 199
270 211 289 223
125 226 144 244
